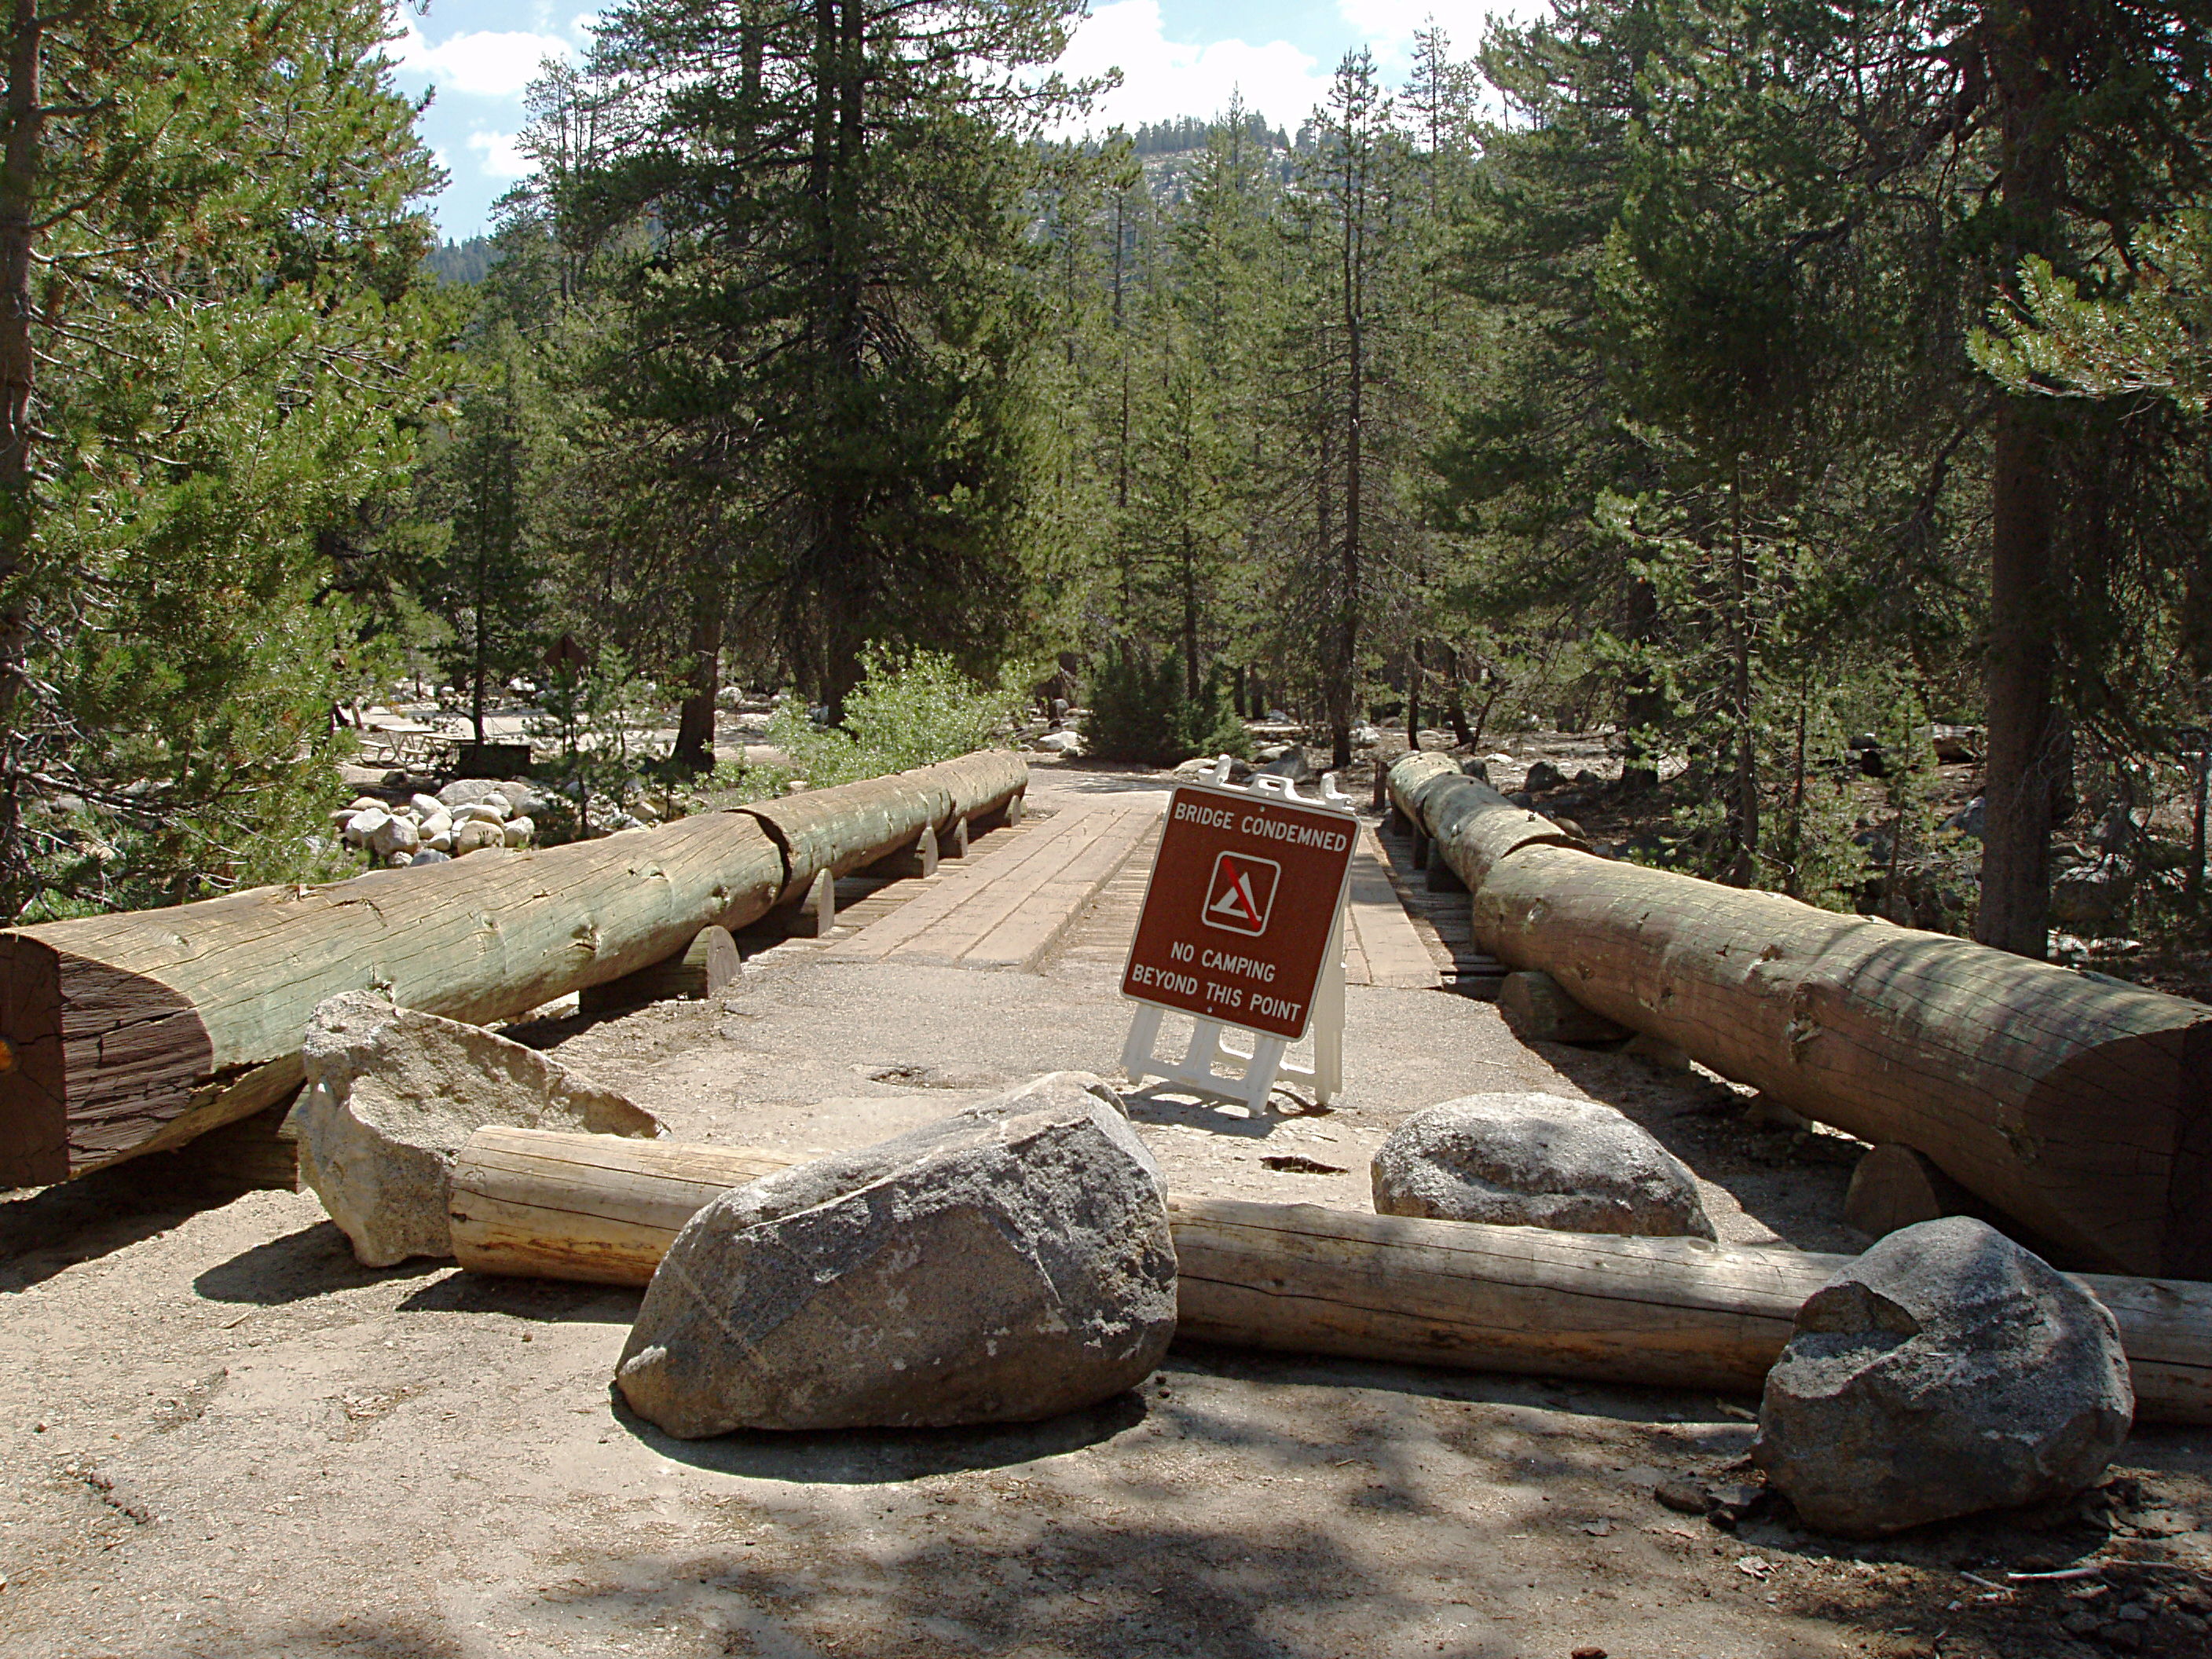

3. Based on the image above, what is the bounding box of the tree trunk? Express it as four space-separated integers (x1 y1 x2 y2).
0 0 42 916
1977 398 2060 955
1976 1 2063 959
1389 756 2212 1279
675 574 723 775
444 1130 2212 1423
1406 639 1423 749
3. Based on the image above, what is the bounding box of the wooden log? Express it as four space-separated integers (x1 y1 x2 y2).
0 752 1027 1185
1386 756 2212 1280
442 1127 2212 1423
1845 1143 1972 1238
577 926 739 1015
450 1126 791 1286
744 750 1024 903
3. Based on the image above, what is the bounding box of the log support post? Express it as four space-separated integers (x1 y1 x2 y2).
945 815 971 859
763 868 837 939
579 926 740 1015
869 823 939 881
1426 854 1467 893
1410 826 1431 870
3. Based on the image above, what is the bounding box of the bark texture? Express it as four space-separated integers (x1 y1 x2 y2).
1388 755 2212 1278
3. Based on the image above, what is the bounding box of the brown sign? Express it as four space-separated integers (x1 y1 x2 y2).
1121 783 1357 1039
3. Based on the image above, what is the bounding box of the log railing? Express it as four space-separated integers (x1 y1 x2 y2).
0 750 1026 1185
1386 753 2212 1280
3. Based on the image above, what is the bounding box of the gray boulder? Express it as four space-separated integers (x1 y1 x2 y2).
1372 1092 1716 1239
1525 759 1567 792
1755 1217 2133 1537
615 1072 1176 1437
296 991 661 1267
435 778 508 809
1254 748 1313 782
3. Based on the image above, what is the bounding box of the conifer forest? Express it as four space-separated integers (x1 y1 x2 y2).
4 0 2211 989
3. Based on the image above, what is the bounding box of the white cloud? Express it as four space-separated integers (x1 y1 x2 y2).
1339 0 1529 57
467 130 532 180
1055 0 1334 135
393 23 579 98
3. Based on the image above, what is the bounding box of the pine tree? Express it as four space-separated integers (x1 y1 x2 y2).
0 0 443 917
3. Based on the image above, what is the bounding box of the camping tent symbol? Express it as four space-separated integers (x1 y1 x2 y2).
1202 852 1280 936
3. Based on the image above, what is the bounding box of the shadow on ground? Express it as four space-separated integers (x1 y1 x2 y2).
0 1159 265 1291
613 1386 1150 1484
192 1220 443 1305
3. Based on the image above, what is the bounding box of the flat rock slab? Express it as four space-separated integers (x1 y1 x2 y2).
1756 1215 2133 1536
616 1071 1176 1436
297 991 661 1267
1372 1091 1716 1239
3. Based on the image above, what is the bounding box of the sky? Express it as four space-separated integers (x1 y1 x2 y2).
390 0 1533 240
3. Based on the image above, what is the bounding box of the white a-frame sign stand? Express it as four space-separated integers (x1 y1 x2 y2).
1119 759 1352 1114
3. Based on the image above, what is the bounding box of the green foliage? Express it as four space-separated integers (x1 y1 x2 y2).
756 646 1029 792
1974 213 2212 415
1086 648 1249 767
0 0 448 917
529 647 670 843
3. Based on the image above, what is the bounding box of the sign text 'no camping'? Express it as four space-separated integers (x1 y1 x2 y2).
1121 782 1357 1040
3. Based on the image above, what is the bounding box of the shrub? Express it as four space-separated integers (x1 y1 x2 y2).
1086 648 1249 767
716 646 1027 800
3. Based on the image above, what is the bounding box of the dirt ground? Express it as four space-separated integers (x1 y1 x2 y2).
1 764 2207 1659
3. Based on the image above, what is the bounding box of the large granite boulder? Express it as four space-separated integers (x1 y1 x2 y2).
1755 1217 2133 1536
297 991 661 1267
616 1072 1176 1437
1372 1092 1716 1239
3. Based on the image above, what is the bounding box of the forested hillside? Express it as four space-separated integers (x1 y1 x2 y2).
3 0 2208 976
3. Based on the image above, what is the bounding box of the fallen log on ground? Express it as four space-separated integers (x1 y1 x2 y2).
0 751 1027 1186
444 1126 2212 1423
1387 755 2212 1280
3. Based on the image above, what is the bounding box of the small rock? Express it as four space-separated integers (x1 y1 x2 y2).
346 796 383 814
419 810 452 840
342 806 391 848
452 820 503 855
456 800 507 824
1754 1216 2133 1537
1497 969 1632 1044
496 782 546 816
1255 749 1313 782
296 992 660 1267
1034 731 1081 755
1372 1093 1716 1238
436 778 507 809
1458 757 1490 782
385 851 412 868
1547 814 1585 839
1525 759 1566 792
423 830 453 853
1656 1477 1710 1514
502 816 534 848
368 815 419 858
615 1072 1175 1437
2063 1610 2106 1636
2097 1623 2144 1652
408 793 443 820
408 850 450 866
1572 1649 1607 1659
1943 797 1986 839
